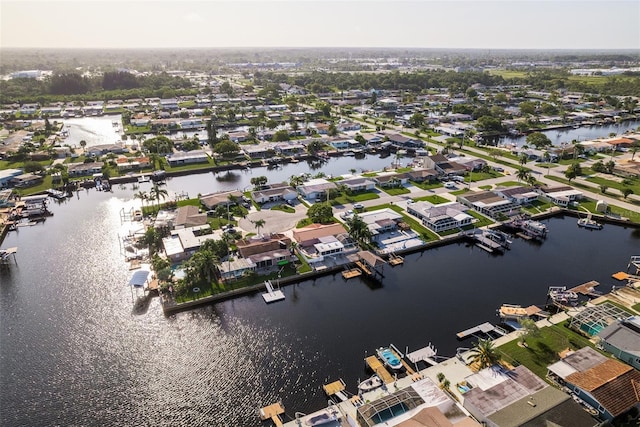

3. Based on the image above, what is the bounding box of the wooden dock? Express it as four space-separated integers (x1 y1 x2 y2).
569 280 602 297
407 343 438 367
323 379 349 402
342 268 362 279
259 402 285 426
354 260 372 276
388 254 404 266
365 355 394 384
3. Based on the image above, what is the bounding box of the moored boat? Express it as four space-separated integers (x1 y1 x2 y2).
376 347 403 370
305 409 339 426
358 375 383 393
577 214 603 230
521 219 548 239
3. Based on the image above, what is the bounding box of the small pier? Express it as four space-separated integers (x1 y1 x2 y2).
388 253 404 266
322 379 348 402
342 268 362 279
364 355 394 384
262 280 285 303
259 402 285 427
568 280 602 298
628 256 640 275
0 247 18 267
465 229 506 253
456 322 506 339
406 343 438 368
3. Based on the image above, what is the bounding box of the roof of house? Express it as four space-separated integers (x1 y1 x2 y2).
292 223 347 243
175 205 208 228
598 316 640 357
586 368 640 417
566 359 632 392
200 190 243 208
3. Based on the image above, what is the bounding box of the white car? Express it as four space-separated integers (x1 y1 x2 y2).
444 182 457 189
353 203 364 210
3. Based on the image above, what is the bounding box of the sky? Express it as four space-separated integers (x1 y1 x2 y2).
1 0 639 50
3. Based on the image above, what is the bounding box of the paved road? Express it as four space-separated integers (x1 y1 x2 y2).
238 202 307 235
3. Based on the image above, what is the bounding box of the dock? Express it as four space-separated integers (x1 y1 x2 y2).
465 229 507 253
259 402 285 426
568 280 602 298
406 343 438 367
364 355 394 384
322 379 348 402
262 280 285 303
389 348 415 376
456 322 505 339
342 268 362 279
388 253 404 266
354 260 372 276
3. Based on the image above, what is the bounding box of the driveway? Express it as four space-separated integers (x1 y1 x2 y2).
238 203 308 235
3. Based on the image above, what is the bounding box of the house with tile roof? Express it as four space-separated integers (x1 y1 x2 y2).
547 346 640 421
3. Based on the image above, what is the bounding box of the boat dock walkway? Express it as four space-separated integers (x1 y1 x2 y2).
262 280 285 303
354 260 372 276
259 402 285 427
388 253 404 266
456 322 506 339
364 355 394 384
323 379 349 402
568 280 602 297
342 268 362 279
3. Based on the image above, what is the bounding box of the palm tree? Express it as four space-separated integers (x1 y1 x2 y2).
134 190 148 206
519 318 540 346
516 168 531 183
467 338 501 369
252 219 266 236
345 214 372 247
185 249 219 287
149 184 168 207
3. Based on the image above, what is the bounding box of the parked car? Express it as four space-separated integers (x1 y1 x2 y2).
444 182 457 189
353 203 364 210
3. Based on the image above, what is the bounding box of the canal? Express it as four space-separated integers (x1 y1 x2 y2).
1 185 638 426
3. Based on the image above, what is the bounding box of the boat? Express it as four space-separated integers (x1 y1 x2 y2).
521 219 548 239
138 175 150 183
376 347 403 370
358 375 383 393
305 409 339 426
577 214 603 230
548 286 579 305
133 210 143 221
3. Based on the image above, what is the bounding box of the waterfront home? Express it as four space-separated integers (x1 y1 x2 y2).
329 138 353 150
357 208 404 241
604 137 635 151
67 162 104 177
218 258 256 281
547 346 640 422
0 169 23 189
296 179 337 201
335 176 376 192
251 185 297 204
10 173 43 188
162 224 214 262
463 365 596 427
493 186 539 206
385 132 423 149
200 190 243 210
457 191 519 219
423 154 467 176
166 150 208 167
115 156 151 171
407 201 473 233
596 316 640 371
274 142 305 156
243 143 274 159
236 234 292 269
536 186 583 207
174 205 208 229
292 223 348 244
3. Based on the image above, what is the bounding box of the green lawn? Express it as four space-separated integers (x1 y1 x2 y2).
378 186 411 196
410 180 443 190
362 172 378 177
333 191 380 205
498 181 524 187
467 210 494 228
450 188 471 196
585 174 640 196
271 204 295 213
578 199 640 223
14 175 53 196
497 323 596 379
414 195 449 204
468 170 501 182
521 200 554 215
176 198 201 208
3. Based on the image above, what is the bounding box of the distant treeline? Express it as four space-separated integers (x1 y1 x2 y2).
0 71 194 104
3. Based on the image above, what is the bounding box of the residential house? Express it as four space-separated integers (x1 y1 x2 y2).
406 168 439 183
235 234 292 269
251 185 297 204
463 365 597 427
547 346 640 422
335 177 376 192
200 190 243 209
292 223 348 244
494 186 540 205
357 208 403 241
228 131 249 143
597 316 640 370
337 122 361 132
296 178 337 201
86 143 126 156
407 201 473 233
537 186 583 207
166 150 208 167
0 169 23 189
243 143 274 159
162 224 214 263
116 156 151 171
159 98 179 111
386 132 423 149
374 172 411 188
174 205 208 229
218 258 257 281
329 139 352 150
10 173 43 188
424 154 468 176
457 190 519 218
67 162 104 177
180 119 205 130
274 143 305 156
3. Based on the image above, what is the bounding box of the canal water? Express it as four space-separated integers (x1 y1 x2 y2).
1 183 638 426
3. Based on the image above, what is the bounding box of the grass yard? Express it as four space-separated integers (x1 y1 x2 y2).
333 191 380 205
414 195 449 204
410 180 443 191
521 200 554 215
271 204 295 213
378 186 411 196
578 199 640 223
467 210 494 228
497 323 596 379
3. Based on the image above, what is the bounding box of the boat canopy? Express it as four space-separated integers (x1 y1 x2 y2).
128 270 150 288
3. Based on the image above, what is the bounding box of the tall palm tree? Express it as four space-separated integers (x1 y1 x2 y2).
516 168 531 183
467 338 501 369
346 214 372 247
252 219 266 236
134 190 148 206
149 184 168 207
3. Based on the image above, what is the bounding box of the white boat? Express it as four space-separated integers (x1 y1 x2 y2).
548 286 578 304
358 375 383 393
577 214 603 230
377 347 403 370
138 175 150 183
305 409 339 426
521 220 548 238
